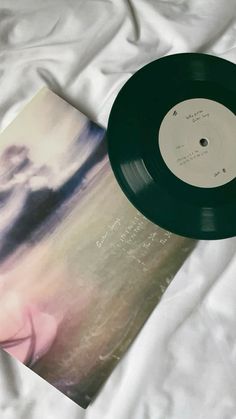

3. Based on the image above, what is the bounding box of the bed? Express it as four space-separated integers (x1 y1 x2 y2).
0 1 236 418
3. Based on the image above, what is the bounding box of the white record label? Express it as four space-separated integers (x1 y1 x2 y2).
158 98 236 188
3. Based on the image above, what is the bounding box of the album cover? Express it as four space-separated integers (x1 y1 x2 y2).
0 87 197 408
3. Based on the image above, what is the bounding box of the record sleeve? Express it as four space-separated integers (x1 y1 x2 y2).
0 87 197 408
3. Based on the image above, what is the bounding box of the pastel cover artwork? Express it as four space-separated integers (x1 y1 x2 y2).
0 87 197 408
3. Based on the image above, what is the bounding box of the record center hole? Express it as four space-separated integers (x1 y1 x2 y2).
199 137 209 147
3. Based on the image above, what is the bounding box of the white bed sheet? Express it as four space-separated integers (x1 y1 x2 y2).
0 1 236 418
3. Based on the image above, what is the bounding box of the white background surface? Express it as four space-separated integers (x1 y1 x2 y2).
1 1 236 418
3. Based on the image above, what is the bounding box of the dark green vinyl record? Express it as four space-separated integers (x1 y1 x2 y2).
107 53 236 240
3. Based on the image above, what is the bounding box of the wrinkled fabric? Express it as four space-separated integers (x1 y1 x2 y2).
0 0 236 418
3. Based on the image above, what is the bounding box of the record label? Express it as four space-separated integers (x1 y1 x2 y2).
158 98 236 188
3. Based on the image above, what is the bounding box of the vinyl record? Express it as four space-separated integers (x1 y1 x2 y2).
106 53 236 240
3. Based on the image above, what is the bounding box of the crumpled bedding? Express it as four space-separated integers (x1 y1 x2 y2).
0 0 236 418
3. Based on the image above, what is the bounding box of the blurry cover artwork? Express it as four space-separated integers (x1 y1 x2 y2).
0 87 197 408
